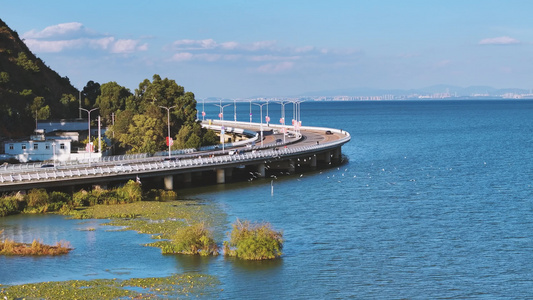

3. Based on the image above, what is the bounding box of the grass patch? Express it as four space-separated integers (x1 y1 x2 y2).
0 273 220 299
65 200 227 252
223 219 283 260
162 222 219 256
0 238 72 256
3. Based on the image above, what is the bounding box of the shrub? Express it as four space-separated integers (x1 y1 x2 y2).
116 180 142 203
49 191 71 204
73 190 91 207
0 196 20 217
164 222 219 256
26 189 49 208
223 219 283 260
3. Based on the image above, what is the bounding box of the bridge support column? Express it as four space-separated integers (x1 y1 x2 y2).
183 172 192 183
226 168 233 180
324 151 331 164
216 169 225 184
310 155 317 168
288 159 296 173
164 175 173 190
333 147 341 161
257 163 266 178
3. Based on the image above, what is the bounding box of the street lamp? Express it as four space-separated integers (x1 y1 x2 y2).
159 105 176 159
79 107 99 165
276 101 289 143
265 100 270 126
234 99 237 123
249 100 253 124
214 103 231 152
201 99 206 121
291 100 304 135
253 102 268 147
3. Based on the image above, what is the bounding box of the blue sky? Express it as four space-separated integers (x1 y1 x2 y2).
3 0 533 98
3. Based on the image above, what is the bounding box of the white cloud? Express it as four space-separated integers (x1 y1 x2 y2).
257 61 294 73
22 22 147 54
479 36 520 45
171 39 277 52
172 39 217 50
111 39 148 54
172 52 194 61
23 22 87 39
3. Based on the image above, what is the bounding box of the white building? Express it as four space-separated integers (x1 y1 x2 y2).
4 130 72 163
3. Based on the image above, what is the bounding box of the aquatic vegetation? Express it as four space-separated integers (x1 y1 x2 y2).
65 200 227 252
0 238 72 256
72 180 142 206
0 274 220 299
224 219 283 260
162 222 219 256
145 188 178 201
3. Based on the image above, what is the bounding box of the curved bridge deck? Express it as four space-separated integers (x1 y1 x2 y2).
0 122 350 192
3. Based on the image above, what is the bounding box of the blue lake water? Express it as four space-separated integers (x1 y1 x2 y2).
1 100 532 299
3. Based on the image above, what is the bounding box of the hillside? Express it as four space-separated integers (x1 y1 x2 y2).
0 18 79 138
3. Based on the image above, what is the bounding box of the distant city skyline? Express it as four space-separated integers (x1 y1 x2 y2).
3 0 533 99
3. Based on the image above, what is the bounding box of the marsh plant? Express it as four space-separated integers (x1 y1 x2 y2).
223 219 283 260
162 222 219 256
73 180 142 206
0 238 72 256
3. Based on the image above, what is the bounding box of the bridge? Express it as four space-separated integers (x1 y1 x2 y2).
0 121 350 192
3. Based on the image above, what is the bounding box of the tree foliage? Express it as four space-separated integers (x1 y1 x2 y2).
82 80 101 108
106 74 217 153
95 81 131 125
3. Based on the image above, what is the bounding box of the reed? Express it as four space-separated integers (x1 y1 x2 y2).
163 222 219 256
223 219 283 260
0 238 72 256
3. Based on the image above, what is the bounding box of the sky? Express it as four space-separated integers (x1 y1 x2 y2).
2 0 533 99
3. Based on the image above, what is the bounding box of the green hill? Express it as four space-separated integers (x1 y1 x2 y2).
0 18 79 138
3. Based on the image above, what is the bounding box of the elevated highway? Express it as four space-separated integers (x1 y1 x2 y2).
0 121 350 192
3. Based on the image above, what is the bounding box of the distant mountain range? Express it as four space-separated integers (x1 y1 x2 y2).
299 85 532 98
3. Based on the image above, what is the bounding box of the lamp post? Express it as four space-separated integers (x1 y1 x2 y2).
234 99 237 123
52 141 56 165
202 99 206 121
291 100 304 135
214 103 231 152
159 105 176 159
253 102 268 147
79 107 99 165
276 101 289 143
265 100 270 126
249 100 253 124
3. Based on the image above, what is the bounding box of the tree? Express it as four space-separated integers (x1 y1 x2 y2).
106 74 217 154
82 80 101 108
117 113 164 154
95 82 131 125
29 96 50 129
59 94 78 118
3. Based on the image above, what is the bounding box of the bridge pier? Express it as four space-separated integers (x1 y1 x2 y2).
183 172 192 183
310 155 317 168
333 147 341 161
216 169 225 184
257 163 266 178
324 151 331 164
164 175 173 190
288 159 296 173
